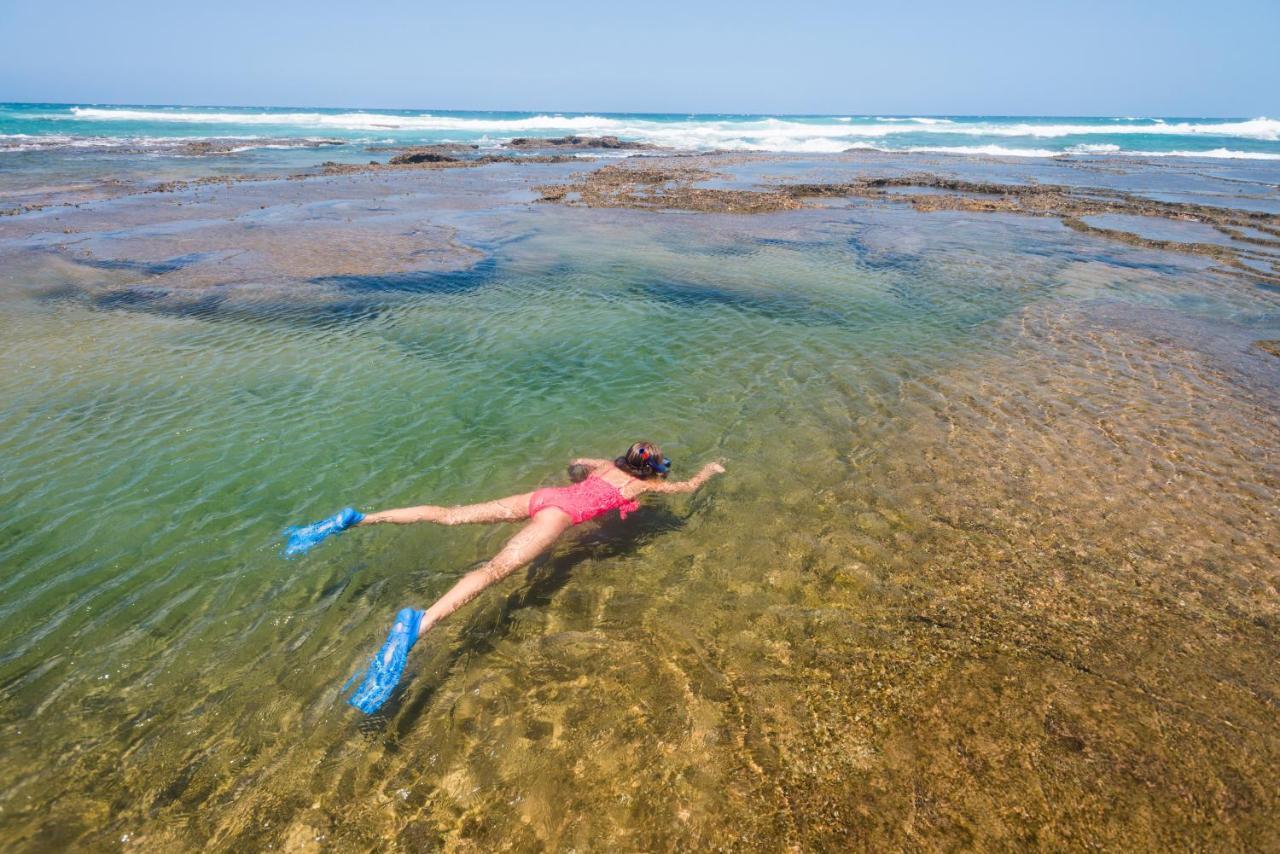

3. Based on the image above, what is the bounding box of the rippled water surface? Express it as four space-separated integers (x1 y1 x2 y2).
1 157 1278 850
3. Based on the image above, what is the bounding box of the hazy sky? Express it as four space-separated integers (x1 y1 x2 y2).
1 0 1276 115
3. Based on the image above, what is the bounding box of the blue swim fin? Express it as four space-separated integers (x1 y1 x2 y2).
346 607 425 714
283 507 363 557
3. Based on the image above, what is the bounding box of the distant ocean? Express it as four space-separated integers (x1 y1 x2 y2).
3 103 1280 159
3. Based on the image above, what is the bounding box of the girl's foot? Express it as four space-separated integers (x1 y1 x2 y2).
283 507 363 556
346 608 425 714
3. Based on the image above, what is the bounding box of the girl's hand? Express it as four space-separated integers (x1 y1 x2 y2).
707 461 726 476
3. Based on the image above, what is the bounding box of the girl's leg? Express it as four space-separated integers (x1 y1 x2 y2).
344 509 572 713
358 492 535 527
417 509 573 636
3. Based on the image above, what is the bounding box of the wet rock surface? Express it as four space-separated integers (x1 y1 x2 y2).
319 153 584 175
388 150 462 165
507 135 656 150
536 155 1280 283
537 161 805 214
369 143 479 155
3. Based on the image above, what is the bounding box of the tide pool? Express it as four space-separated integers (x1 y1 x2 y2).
1 149 1278 849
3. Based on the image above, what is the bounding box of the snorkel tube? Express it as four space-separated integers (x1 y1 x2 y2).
633 444 671 476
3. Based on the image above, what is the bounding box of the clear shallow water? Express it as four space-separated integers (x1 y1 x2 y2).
1 156 1279 849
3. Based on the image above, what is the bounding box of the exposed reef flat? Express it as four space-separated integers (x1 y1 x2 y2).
538 162 805 214
364 152 582 169
536 155 1280 283
0 152 591 216
6 151 1279 299
0 152 606 321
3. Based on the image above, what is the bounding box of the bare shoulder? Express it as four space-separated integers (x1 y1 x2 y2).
590 460 619 477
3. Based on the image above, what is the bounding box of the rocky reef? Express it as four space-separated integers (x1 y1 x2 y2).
537 162 805 214
369 142 479 155
536 157 1280 283
389 150 463 165
506 135 655 150
320 152 584 175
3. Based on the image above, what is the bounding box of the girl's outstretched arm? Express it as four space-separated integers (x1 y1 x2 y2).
643 461 725 494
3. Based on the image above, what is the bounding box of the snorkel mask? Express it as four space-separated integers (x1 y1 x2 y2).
634 445 671 475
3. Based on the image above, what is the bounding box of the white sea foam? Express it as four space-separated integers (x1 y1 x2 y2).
0 133 342 153
67 108 1280 144
897 144 1280 160
21 109 1280 160
1067 143 1122 154
901 144 1062 158
968 118 1280 140
839 142 1280 160
1125 148 1280 160
69 107 636 133
0 133 135 151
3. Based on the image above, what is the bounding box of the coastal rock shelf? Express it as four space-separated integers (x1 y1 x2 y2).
536 156 1280 284
506 134 656 150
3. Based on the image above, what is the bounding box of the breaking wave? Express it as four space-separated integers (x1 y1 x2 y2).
65 108 1280 143
0 133 343 153
0 106 1270 159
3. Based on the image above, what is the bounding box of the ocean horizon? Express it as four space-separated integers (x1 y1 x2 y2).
4 101 1280 159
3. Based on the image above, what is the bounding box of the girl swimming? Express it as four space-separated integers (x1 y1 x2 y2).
284 442 725 713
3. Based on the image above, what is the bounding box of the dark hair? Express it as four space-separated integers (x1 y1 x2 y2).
615 441 665 479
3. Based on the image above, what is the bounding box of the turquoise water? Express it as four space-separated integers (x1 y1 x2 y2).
3 102 1280 158
1 145 1279 848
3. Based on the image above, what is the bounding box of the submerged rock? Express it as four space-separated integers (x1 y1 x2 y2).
507 135 654 150
369 142 478 154
389 150 459 165
535 154 1280 282
322 153 585 175
385 144 484 164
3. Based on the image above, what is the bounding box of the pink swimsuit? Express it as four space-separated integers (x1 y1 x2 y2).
528 476 639 525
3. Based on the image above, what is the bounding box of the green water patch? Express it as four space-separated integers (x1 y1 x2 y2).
0 206 1067 700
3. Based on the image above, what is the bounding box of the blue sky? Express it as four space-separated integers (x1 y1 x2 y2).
1 0 1275 115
